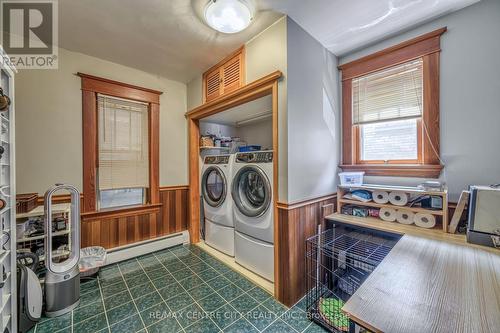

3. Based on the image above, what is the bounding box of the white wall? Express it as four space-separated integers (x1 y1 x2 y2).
246 17 288 201
339 0 500 201
286 18 341 203
15 47 188 194
199 122 239 138
238 120 273 150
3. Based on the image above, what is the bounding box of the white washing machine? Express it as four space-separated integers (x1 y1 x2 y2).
232 151 274 281
201 154 235 256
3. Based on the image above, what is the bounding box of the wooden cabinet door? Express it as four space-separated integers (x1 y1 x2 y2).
221 53 243 96
205 68 221 102
203 46 245 103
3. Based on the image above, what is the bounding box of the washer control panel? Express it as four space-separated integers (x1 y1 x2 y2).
236 151 273 163
204 155 230 164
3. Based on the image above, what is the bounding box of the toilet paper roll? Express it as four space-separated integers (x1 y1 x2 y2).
388 191 409 206
373 191 390 204
414 213 436 229
396 210 415 225
379 207 397 222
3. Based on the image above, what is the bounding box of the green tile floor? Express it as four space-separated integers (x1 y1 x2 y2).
30 244 328 333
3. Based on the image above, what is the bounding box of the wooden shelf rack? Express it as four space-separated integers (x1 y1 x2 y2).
337 184 449 233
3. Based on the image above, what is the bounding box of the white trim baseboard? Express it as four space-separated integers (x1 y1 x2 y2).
105 231 189 265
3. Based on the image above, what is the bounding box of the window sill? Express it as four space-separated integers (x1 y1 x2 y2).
81 203 162 221
339 164 443 178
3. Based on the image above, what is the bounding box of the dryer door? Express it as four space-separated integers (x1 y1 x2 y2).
202 166 227 207
232 165 271 217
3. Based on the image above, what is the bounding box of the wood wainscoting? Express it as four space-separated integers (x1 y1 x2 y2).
81 185 189 248
22 186 189 249
81 204 162 248
276 194 337 306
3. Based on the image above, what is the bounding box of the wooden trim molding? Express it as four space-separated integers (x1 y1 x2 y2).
186 70 282 120
82 89 97 212
77 73 162 104
79 73 162 213
339 164 444 178
160 185 189 191
81 204 162 221
338 27 447 80
149 103 160 204
339 28 446 178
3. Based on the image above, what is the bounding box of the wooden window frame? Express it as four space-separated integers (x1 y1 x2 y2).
78 73 162 213
338 27 446 178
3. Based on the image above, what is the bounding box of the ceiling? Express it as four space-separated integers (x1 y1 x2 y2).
59 0 480 83
201 94 272 126
262 0 480 56
58 0 283 83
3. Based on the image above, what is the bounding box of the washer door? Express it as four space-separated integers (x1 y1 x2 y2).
202 166 227 207
232 165 271 217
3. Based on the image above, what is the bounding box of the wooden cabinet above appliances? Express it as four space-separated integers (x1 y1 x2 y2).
203 46 245 103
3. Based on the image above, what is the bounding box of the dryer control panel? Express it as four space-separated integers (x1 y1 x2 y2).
236 151 273 163
204 155 230 164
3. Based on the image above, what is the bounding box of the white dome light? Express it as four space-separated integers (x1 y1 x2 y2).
205 0 253 34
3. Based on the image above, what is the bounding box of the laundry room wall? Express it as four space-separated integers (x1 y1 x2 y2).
15 47 188 195
338 0 500 201
286 17 341 203
238 120 273 150
187 16 288 201
199 122 239 138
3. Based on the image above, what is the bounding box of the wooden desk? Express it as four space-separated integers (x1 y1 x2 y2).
325 213 500 333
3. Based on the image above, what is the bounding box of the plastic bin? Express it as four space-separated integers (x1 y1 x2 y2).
238 145 261 152
338 172 364 186
79 246 107 277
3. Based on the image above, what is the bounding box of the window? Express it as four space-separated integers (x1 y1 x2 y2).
97 95 149 209
339 27 446 178
353 60 423 164
79 73 162 213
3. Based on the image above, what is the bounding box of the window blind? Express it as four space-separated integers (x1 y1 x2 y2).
352 59 423 125
98 95 149 190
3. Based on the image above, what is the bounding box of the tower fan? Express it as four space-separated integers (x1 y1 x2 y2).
44 184 81 317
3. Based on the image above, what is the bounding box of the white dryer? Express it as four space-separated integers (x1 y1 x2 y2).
232 151 274 281
201 154 235 256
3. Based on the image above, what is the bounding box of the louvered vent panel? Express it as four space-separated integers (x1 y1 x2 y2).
203 47 244 103
224 59 240 87
205 70 221 102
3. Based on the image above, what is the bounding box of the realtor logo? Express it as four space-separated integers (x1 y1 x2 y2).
1 0 58 69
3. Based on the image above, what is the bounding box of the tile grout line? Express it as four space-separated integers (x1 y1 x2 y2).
176 246 272 333
96 276 112 333
185 245 301 333
116 260 150 333
181 247 269 331
135 254 187 333
164 249 227 331
153 249 223 331
100 245 308 333
35 246 310 333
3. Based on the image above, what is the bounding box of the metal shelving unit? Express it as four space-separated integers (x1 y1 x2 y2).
16 203 72 267
0 46 16 333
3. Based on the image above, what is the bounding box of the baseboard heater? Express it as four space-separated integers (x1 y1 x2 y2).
105 231 190 265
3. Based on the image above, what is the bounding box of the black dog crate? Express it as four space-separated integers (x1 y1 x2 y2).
305 223 401 332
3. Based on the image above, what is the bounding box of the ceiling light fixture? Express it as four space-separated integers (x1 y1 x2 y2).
204 0 254 34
